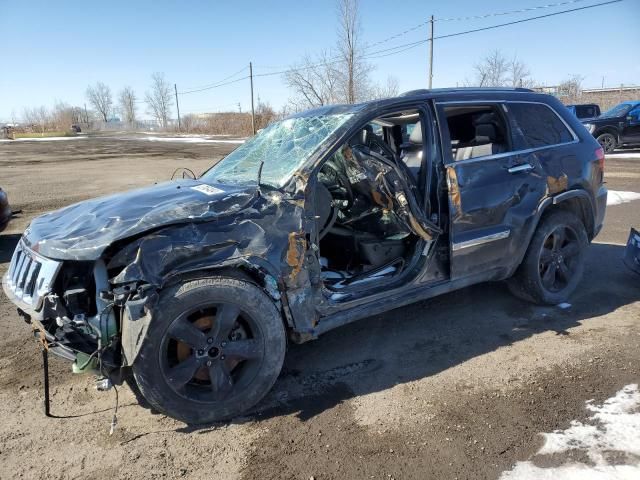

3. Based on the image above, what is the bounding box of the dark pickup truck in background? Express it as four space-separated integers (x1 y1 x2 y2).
583 101 640 153
567 103 600 120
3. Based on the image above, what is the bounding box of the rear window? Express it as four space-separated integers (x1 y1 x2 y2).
506 103 574 150
575 105 597 119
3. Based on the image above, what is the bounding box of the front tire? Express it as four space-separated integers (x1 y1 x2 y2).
508 211 588 305
596 132 617 153
132 276 286 424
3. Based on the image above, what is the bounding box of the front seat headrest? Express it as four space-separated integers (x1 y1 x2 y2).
475 123 497 144
409 121 423 145
348 128 368 148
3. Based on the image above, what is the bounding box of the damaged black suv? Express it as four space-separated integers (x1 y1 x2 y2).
3 88 607 424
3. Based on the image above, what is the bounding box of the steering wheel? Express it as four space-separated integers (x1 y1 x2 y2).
321 163 354 210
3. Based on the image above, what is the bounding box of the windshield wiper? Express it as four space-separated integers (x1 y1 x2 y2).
256 159 265 197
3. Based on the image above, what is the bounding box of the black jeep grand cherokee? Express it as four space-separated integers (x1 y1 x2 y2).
3 88 607 423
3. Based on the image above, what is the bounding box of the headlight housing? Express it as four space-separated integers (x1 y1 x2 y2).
583 123 596 134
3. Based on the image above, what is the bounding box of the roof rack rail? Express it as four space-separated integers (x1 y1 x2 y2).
400 87 534 97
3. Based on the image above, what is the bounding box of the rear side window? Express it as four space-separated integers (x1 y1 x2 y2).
506 103 574 150
576 105 597 119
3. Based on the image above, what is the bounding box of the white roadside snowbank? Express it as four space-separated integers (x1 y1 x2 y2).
0 136 88 143
142 136 245 144
500 384 640 480
606 190 640 206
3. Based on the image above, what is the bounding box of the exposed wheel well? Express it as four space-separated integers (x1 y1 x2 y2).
594 127 618 140
162 264 294 329
542 195 595 240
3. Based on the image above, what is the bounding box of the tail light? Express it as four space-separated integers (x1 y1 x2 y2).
595 147 605 183
595 147 605 170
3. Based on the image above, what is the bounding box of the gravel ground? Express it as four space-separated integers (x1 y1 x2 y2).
0 135 638 480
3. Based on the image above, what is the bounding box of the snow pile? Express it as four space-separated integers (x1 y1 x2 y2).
607 190 640 206
501 384 640 480
143 136 245 144
0 136 88 143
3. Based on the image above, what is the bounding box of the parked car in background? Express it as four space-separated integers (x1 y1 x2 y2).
71 124 82 133
583 101 640 153
0 188 12 232
2 88 607 424
567 103 600 120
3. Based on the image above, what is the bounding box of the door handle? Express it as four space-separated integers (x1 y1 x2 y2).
508 163 534 174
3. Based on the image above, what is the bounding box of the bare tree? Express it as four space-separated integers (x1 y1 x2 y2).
51 101 79 130
470 50 535 89
145 72 173 128
369 76 400 100
285 51 342 110
86 82 113 122
558 74 584 103
473 50 509 87
22 106 50 134
119 86 137 126
336 0 370 103
255 99 278 130
507 56 535 88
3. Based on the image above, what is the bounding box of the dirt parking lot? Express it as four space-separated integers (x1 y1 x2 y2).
0 134 639 480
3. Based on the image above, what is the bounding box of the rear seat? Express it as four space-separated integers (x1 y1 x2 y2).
453 121 505 161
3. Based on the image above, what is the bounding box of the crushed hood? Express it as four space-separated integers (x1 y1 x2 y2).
23 179 256 260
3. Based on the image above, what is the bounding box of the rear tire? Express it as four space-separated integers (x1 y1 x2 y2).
596 132 617 153
132 276 286 424
508 211 588 305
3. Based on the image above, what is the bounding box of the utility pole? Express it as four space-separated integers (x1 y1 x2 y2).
428 15 434 89
237 102 241 113
174 83 181 131
249 62 256 135
83 103 88 125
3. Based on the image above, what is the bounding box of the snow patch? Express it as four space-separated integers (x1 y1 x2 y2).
606 152 640 159
556 302 572 309
142 136 245 144
606 190 640 206
500 384 640 480
0 136 88 143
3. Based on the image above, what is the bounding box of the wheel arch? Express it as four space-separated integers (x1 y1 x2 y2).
594 127 619 141
161 256 295 329
120 257 294 368
507 189 595 277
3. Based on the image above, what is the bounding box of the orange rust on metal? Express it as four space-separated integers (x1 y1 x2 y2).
32 324 49 351
409 214 433 241
371 189 393 210
446 166 461 215
286 232 306 281
546 174 568 194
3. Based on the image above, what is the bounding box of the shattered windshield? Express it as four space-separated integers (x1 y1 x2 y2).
201 113 353 188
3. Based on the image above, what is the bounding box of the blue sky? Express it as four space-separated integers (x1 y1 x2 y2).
0 0 638 121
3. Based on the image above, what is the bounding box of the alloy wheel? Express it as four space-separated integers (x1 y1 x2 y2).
159 302 265 403
538 225 581 293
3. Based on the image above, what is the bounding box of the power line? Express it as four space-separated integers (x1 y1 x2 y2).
177 0 622 95
180 66 248 91
362 0 592 52
178 75 250 95
434 0 622 39
436 0 590 21
346 0 623 61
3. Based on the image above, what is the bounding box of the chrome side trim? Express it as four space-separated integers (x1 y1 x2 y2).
508 163 534 174
452 230 510 252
